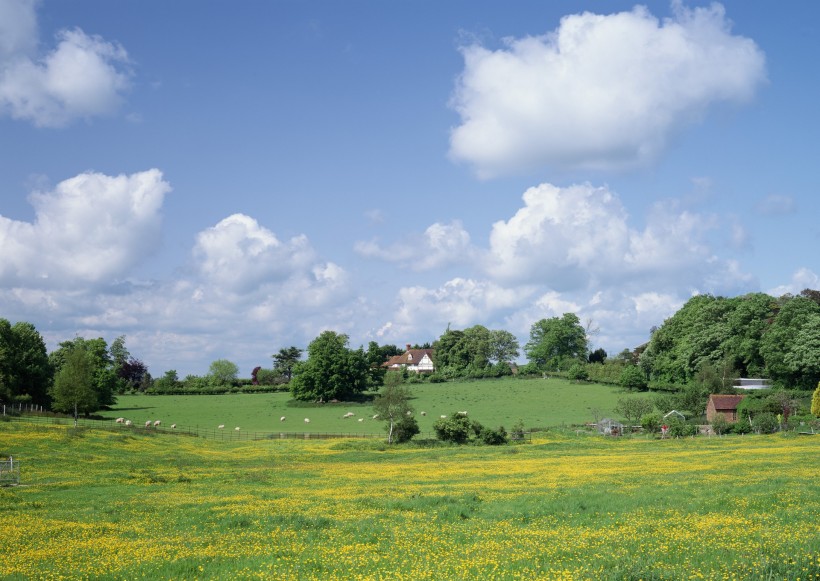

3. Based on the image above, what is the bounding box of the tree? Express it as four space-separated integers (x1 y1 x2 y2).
290 331 368 401
614 397 654 428
50 337 117 409
50 344 97 424
272 347 303 381
567 362 588 382
619 365 647 391
488 330 520 365
433 328 470 372
208 359 239 386
812 382 820 417
0 320 51 406
760 296 820 388
695 358 738 394
524 313 588 371
433 413 473 444
373 372 415 444
783 314 820 390
588 348 607 364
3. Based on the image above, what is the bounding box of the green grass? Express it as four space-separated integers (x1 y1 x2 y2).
1 422 818 580
100 377 647 434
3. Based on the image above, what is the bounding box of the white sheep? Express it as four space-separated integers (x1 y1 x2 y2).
372 414 379 420
406 411 412 416
420 411 426 416
304 418 310 423
458 411 468 416
358 418 364 422
343 412 355 419
280 416 286 422
440 415 447 419
154 420 161 427
171 424 176 429
145 420 151 428
125 420 132 426
218 424 225 429
235 427 240 431
115 417 125 423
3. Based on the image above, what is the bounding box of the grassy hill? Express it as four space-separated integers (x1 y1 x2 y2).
1 421 818 579
100 377 649 435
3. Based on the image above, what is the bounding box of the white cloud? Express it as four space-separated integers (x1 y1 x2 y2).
0 0 131 127
449 2 766 176
767 268 820 298
355 220 474 271
0 169 170 287
755 194 796 216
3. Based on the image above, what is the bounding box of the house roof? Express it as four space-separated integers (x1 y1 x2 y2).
382 349 434 367
709 394 745 411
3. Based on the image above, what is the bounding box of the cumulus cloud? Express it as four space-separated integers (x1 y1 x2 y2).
449 2 766 176
767 268 820 298
0 169 170 287
484 182 753 295
355 220 474 271
0 0 131 127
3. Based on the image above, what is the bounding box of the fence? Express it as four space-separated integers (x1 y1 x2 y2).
2 403 46 415
0 457 20 486
3 414 531 443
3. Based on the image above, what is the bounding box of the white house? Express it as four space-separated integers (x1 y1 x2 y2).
383 344 435 374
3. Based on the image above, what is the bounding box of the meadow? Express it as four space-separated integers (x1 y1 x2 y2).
1 420 819 580
99 377 647 435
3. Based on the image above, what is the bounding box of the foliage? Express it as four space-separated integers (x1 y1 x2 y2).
49 343 97 420
254 368 286 386
812 382 820 417
524 313 588 371
364 341 402 386
0 319 51 406
619 365 647 391
588 348 607 364
488 329 520 364
272 346 303 380
208 359 239 386
752 412 779 434
391 415 420 444
640 412 662 434
290 331 369 401
49 337 117 409
480 425 509 445
710 413 730 436
373 372 414 444
566 362 588 382
614 397 654 427
695 358 738 394
666 417 697 438
433 413 473 444
760 297 820 389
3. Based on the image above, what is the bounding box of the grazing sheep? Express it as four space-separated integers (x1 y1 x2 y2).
280 416 286 422
458 411 468 416
154 420 161 427
145 420 151 428
304 418 310 423
125 420 132 426
420 411 426 416
171 424 176 429
358 418 364 422
343 412 355 419
115 417 125 423
218 424 225 429
372 414 379 420
406 410 412 416
440 415 447 419
235 427 240 431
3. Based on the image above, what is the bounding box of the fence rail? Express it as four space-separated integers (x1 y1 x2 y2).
0 458 20 485
3 414 531 443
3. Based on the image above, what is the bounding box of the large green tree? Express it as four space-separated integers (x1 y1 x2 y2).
524 313 588 371
489 329 520 365
0 320 51 405
50 337 117 409
373 371 416 444
208 359 239 386
49 344 97 424
272 346 303 380
760 296 820 389
290 331 368 401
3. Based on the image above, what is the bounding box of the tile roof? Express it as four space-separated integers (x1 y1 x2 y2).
709 394 746 410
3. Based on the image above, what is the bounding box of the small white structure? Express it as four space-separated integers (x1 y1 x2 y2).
663 410 686 421
735 378 771 390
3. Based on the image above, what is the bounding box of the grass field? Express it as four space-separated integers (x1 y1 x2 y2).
1 421 818 580
99 377 649 435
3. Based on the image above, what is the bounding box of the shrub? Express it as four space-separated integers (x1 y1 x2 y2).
427 373 446 384
753 412 779 434
619 365 647 391
480 426 508 445
510 419 526 442
433 413 473 444
640 412 662 434
667 418 696 438
567 362 589 382
711 414 730 436
392 415 420 443
729 419 752 435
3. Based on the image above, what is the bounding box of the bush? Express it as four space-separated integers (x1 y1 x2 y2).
427 374 446 384
510 419 526 442
641 412 662 434
711 414 730 436
480 426 509 445
753 412 779 434
567 362 589 382
619 365 647 391
433 413 473 444
667 418 696 438
729 419 752 435
392 415 420 443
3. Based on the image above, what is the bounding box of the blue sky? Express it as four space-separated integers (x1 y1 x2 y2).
1 0 818 377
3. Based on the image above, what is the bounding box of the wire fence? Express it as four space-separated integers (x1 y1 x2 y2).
0 457 20 486
3 413 531 443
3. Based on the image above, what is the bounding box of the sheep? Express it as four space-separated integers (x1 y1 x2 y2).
406 410 412 416
218 424 225 429
154 420 161 427
343 412 355 419
115 417 125 424
304 418 310 423
145 420 151 428
125 420 132 426
171 424 176 429
235 427 240 431
280 416 286 422
458 411 468 416
420 411 426 416
372 414 379 420
358 418 364 422
440 415 447 419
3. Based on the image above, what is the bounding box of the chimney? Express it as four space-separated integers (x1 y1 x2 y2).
406 343 411 351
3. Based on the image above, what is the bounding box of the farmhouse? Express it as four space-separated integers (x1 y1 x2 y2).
383 344 435 374
706 394 746 423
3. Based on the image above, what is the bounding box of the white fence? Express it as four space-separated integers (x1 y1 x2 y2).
0 457 20 486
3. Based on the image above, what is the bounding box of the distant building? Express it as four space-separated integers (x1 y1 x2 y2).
383 344 435 374
706 394 746 423
734 378 771 390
